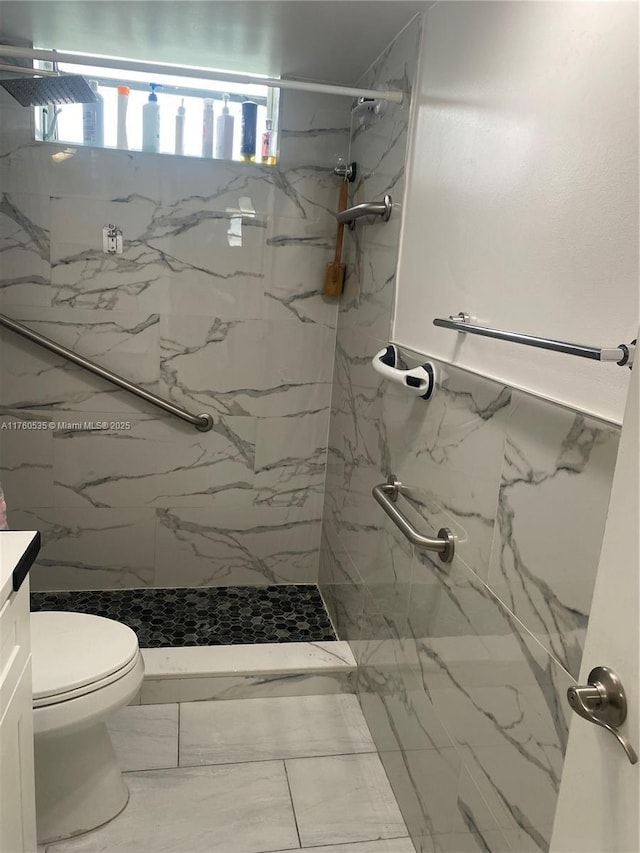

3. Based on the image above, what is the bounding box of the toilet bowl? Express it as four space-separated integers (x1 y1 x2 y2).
30 611 145 844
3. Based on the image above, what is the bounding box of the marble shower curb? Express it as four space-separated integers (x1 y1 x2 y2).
134 641 357 704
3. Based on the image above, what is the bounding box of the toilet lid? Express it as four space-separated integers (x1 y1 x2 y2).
31 611 140 701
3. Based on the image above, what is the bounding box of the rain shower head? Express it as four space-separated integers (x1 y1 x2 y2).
0 74 98 107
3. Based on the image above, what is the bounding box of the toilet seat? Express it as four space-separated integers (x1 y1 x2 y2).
31 611 140 706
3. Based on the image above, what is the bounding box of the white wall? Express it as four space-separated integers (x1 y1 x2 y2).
393 1 638 424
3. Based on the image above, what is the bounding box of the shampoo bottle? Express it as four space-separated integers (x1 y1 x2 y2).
82 80 104 147
240 100 257 162
261 119 277 165
202 98 214 158
116 85 129 150
175 99 185 155
142 83 160 153
215 93 234 160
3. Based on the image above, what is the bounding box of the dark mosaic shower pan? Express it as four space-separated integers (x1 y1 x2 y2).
30 585 336 648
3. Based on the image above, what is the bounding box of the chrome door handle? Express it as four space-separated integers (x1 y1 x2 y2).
567 666 638 765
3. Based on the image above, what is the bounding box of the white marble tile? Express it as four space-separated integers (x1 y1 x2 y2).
107 703 178 771
141 640 355 679
431 831 511 852
52 413 255 509
159 314 268 418
488 391 620 678
254 409 329 509
408 555 572 850
318 523 365 641
377 747 462 839
286 752 407 847
179 693 374 766
140 671 356 704
263 215 338 329
0 413 54 508
44 762 298 853
155 504 321 586
139 638 357 704
11 506 156 590
0 191 51 308
279 89 350 171
1 306 160 413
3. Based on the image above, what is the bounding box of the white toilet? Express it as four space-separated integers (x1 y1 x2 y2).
30 611 145 844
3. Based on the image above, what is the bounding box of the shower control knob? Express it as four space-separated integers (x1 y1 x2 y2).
566 666 638 764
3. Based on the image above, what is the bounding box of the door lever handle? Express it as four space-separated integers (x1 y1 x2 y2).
567 666 638 765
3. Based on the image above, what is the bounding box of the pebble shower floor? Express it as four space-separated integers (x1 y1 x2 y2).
30 585 336 648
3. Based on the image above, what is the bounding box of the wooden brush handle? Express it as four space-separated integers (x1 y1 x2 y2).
333 179 350 265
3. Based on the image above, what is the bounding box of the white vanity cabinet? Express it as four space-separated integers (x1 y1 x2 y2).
0 532 40 853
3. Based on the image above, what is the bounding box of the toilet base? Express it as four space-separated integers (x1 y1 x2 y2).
35 721 129 844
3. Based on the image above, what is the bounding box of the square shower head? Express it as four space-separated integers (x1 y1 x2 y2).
0 74 98 107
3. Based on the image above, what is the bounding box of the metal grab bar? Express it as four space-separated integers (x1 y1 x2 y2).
372 475 455 563
335 195 392 228
0 313 214 432
433 313 635 368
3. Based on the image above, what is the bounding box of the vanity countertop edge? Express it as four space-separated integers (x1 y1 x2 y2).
0 530 41 606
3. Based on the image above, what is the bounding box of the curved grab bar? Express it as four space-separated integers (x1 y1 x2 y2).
372 475 455 563
372 345 436 399
0 313 214 432
336 194 392 227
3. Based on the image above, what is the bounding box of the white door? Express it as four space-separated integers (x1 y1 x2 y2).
551 361 639 852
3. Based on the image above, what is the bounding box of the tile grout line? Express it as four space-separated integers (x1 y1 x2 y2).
171 746 379 772
282 759 302 850
176 701 181 767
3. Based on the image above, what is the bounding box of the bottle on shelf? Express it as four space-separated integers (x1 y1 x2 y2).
82 80 104 147
202 98 214 158
116 85 129 150
261 118 276 165
240 100 257 162
142 83 161 153
215 93 234 160
175 99 185 155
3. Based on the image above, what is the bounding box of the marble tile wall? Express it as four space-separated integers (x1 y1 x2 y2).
0 87 350 589
318 14 621 853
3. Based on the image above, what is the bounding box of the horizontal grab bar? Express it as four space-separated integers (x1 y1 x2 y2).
336 195 392 227
0 313 214 432
372 475 455 563
433 313 635 368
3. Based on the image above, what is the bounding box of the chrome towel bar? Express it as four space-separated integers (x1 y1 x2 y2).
0 313 214 432
372 475 455 563
433 313 635 368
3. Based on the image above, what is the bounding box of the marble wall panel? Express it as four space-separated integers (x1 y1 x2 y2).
487 391 620 678
0 191 51 307
318 12 621 853
0 78 350 588
12 505 156 590
155 504 321 587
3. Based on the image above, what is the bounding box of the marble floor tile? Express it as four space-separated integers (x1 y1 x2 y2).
107 703 179 771
286 752 407 847
271 841 415 853
44 762 298 853
179 693 375 766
